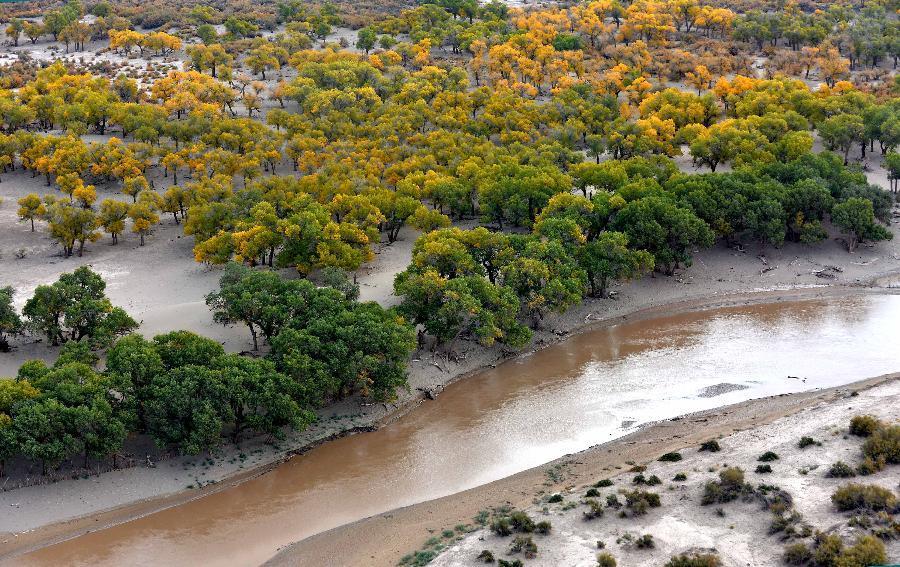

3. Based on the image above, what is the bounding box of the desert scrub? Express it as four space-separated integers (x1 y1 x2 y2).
862 424 899 464
701 467 749 505
673 473 687 481
664 552 722 567
798 436 820 448
755 464 773 474
497 560 523 567
658 451 682 462
596 552 617 567
699 439 721 452
635 534 654 549
583 498 604 520
849 415 881 437
606 494 621 508
585 487 601 497
855 456 885 476
769 510 810 538
758 451 779 462
623 489 661 515
628 464 647 473
509 535 537 558
594 478 614 488
476 549 494 563
826 461 856 478
535 520 551 534
783 534 886 567
508 511 535 533
490 517 512 536
547 493 564 503
831 483 898 512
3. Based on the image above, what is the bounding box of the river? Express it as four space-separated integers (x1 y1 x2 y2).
9 293 900 566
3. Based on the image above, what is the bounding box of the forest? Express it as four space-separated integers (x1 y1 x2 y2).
0 0 897 475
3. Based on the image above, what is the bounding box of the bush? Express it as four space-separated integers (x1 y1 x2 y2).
497 560 523 567
629 465 647 473
783 543 812 565
659 452 683 462
594 479 614 488
699 440 721 452
596 552 617 567
477 549 495 563
547 493 564 503
798 436 819 448
606 494 621 508
849 415 881 437
827 461 856 478
755 464 772 474
664 553 722 567
624 490 661 515
701 467 747 505
490 517 512 536
862 425 899 464
646 474 662 486
802 534 886 567
856 456 885 476
535 520 551 534
509 535 537 558
831 483 898 512
509 511 535 533
758 451 779 462
586 488 600 497
673 473 687 481
584 498 604 520
635 534 654 549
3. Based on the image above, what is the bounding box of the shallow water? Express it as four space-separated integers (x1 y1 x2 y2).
9 294 900 567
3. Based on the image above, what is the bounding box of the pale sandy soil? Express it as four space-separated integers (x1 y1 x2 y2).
427 379 900 567
268 373 900 567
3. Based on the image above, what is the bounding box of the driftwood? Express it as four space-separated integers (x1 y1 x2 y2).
812 265 843 279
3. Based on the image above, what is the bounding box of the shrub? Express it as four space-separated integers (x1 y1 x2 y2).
497 560 523 567
490 517 512 536
633 474 647 484
827 461 856 478
673 473 687 481
596 552 617 567
646 475 662 486
586 488 601 497
509 535 537 558
783 543 812 565
547 493 564 503
664 553 722 567
856 456 885 476
535 520 551 534
802 534 886 567
755 464 772 474
584 499 604 520
629 465 647 473
699 440 721 452
659 452 683 462
635 534 654 549
849 415 881 437
798 436 819 448
701 468 747 505
477 549 495 563
862 425 900 464
758 451 779 462
509 511 535 533
594 479 614 488
831 483 898 512
624 490 661 515
606 494 621 508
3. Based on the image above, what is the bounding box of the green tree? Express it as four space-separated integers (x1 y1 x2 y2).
831 197 892 252
0 286 22 352
578 232 654 298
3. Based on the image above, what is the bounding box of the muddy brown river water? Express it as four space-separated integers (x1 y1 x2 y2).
8 293 900 566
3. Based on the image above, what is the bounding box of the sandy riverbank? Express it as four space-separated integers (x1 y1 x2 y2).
267 372 900 567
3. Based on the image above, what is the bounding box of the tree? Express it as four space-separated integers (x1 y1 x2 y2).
97 199 129 244
17 193 45 232
6 19 23 47
0 286 22 352
105 334 164 431
356 27 377 54
831 197 892 252
611 196 714 275
128 195 160 246
152 330 225 370
22 266 137 347
13 398 82 475
578 232 654 298
819 114 865 165
46 201 99 257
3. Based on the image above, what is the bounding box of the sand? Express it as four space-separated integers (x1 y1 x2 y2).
268 373 900 567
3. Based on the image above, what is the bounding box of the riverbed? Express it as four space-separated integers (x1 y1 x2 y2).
6 292 900 566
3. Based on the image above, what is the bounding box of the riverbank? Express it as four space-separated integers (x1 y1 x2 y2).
1 225 900 561
268 372 900 567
